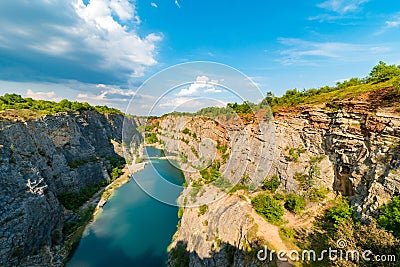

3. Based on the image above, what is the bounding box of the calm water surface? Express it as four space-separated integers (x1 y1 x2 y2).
67 147 184 267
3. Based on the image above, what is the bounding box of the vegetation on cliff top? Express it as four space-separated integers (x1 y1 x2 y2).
261 61 400 112
0 93 123 117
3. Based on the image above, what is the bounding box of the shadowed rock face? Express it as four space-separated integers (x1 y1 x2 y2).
0 111 141 266
159 103 400 266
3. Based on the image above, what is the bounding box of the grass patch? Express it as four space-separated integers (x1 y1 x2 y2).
251 193 284 224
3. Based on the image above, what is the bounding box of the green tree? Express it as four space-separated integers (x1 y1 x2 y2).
251 193 284 224
377 196 400 238
285 193 305 214
367 61 400 84
326 197 353 228
262 174 280 192
59 99 72 109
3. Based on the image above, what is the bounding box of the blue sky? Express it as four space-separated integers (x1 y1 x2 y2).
0 0 399 114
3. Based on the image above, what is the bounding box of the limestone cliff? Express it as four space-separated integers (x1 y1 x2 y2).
0 111 141 266
155 97 400 266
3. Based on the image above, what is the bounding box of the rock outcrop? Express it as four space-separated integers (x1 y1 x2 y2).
0 111 141 266
159 101 400 266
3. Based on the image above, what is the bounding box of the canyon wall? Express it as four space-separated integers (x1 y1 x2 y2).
158 102 400 266
0 111 141 266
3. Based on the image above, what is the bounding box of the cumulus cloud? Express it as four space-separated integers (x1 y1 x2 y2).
151 2 158 8
0 0 162 84
26 89 61 101
175 76 222 96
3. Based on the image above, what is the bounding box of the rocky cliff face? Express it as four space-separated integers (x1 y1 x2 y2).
0 111 141 266
273 102 400 219
158 101 400 266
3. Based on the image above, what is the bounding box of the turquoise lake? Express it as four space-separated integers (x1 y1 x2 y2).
67 147 184 267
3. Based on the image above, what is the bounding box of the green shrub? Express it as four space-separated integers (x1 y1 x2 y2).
200 161 221 183
262 174 280 192
285 193 306 214
62 206 95 236
336 77 363 89
213 177 232 191
251 193 284 224
307 187 328 202
198 204 208 216
286 146 306 162
377 196 400 238
367 61 400 84
240 173 251 184
169 242 190 267
190 186 201 202
144 125 156 131
326 197 353 228
110 166 123 181
9 156 16 164
248 183 257 192
68 159 87 168
190 146 199 158
177 208 184 219
279 227 297 239
145 133 158 144
58 183 106 211
227 101 254 114
182 128 190 134
228 183 248 194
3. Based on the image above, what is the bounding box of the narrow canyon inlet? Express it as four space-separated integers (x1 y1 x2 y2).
67 147 184 267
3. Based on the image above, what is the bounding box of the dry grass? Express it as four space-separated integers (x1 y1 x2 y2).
0 109 50 121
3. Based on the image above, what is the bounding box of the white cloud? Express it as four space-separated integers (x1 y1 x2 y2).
77 85 136 102
175 76 213 96
174 0 181 8
0 0 162 82
317 0 368 14
151 2 158 8
159 97 195 108
72 0 162 77
386 20 400 28
26 89 61 101
373 13 400 35
109 0 135 22
204 88 222 93
277 38 392 65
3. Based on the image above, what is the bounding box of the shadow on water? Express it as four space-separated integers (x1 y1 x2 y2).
69 234 166 267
